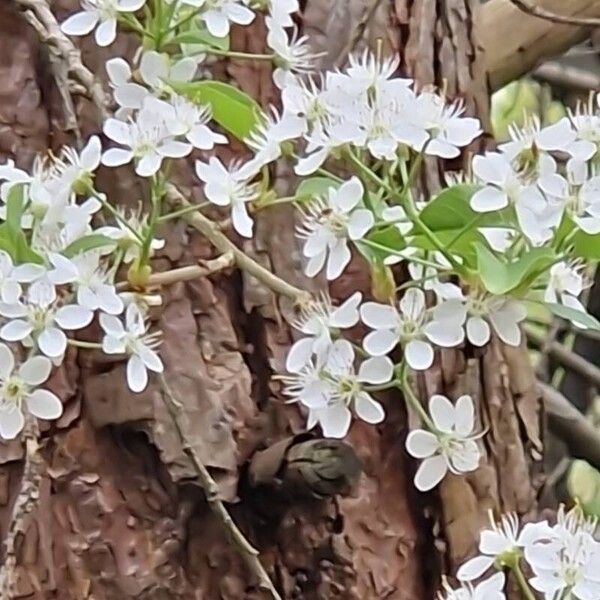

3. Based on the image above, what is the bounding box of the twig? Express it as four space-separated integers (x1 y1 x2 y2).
165 184 311 305
115 253 235 291
534 61 600 90
0 419 44 598
526 325 600 389
157 374 282 600
12 0 110 119
539 381 600 472
508 0 600 26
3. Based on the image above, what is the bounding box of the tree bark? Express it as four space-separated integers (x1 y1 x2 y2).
0 1 543 599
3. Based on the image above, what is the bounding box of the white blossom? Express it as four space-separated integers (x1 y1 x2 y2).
0 344 63 439
282 339 392 438
438 573 506 600
286 292 362 371
266 22 320 88
54 136 102 195
544 261 587 321
266 0 299 28
100 304 163 393
61 0 147 47
0 280 93 358
457 512 550 581
101 102 192 177
98 207 165 264
360 288 465 371
48 252 123 315
195 0 255 37
195 157 258 238
405 393 481 491
297 177 373 280
0 251 25 304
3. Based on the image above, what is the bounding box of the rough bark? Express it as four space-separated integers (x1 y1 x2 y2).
0 1 542 599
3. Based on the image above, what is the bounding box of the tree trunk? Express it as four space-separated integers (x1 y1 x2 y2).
0 1 541 599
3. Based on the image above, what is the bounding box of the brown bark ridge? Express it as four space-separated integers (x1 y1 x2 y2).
0 2 541 600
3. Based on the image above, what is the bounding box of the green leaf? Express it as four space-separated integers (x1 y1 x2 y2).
62 234 115 259
295 177 338 200
419 185 480 231
475 243 555 295
568 460 600 518
357 226 407 263
172 80 260 140
548 302 600 330
0 184 43 264
572 230 600 259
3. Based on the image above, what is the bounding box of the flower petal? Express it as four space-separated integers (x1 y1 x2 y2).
357 356 393 384
470 187 508 213
94 18 117 46
363 329 398 357
318 404 352 438
404 339 433 370
0 343 15 379
429 394 455 433
414 455 447 491
61 10 98 36
456 556 495 582
127 355 148 392
326 240 351 280
423 320 464 347
1 320 33 342
399 287 425 320
18 356 51 386
360 302 397 329
406 429 439 458
467 316 490 347
26 389 63 419
38 327 67 358
354 392 385 424
454 394 475 436
329 292 362 328
55 305 93 330
0 407 24 440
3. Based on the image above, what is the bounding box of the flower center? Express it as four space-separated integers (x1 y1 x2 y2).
1 376 27 407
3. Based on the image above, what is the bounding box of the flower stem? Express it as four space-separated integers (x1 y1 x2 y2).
400 367 437 431
68 339 103 350
158 201 211 222
205 48 274 61
512 562 536 600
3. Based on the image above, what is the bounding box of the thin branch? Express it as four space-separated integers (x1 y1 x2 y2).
165 184 311 305
539 381 600 473
526 325 600 388
12 0 110 119
534 61 600 91
508 0 600 26
158 374 282 600
115 253 235 291
0 419 44 597
481 0 600 91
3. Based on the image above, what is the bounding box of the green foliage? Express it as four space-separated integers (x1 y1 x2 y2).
62 234 116 259
172 80 260 140
475 244 555 295
294 177 338 201
548 303 600 331
0 184 43 264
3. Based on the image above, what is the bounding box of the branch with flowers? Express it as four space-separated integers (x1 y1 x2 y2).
1 0 600 597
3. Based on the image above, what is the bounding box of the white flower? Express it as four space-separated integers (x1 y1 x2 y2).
457 512 550 581
197 0 255 37
0 344 63 439
282 339 392 438
456 294 526 347
100 304 163 393
500 115 575 162
266 0 299 28
98 208 164 264
0 281 93 358
438 573 506 600
395 92 481 158
360 288 465 371
61 0 147 47
48 252 124 315
545 261 587 319
0 251 24 304
297 177 373 280
106 57 148 113
286 292 362 371
195 157 258 238
54 136 102 194
139 51 199 91
243 108 306 175
101 102 192 177
266 22 320 88
405 394 481 491
163 95 227 149
526 527 600 600
567 100 600 169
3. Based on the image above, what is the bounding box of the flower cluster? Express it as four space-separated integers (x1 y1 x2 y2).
445 507 600 600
